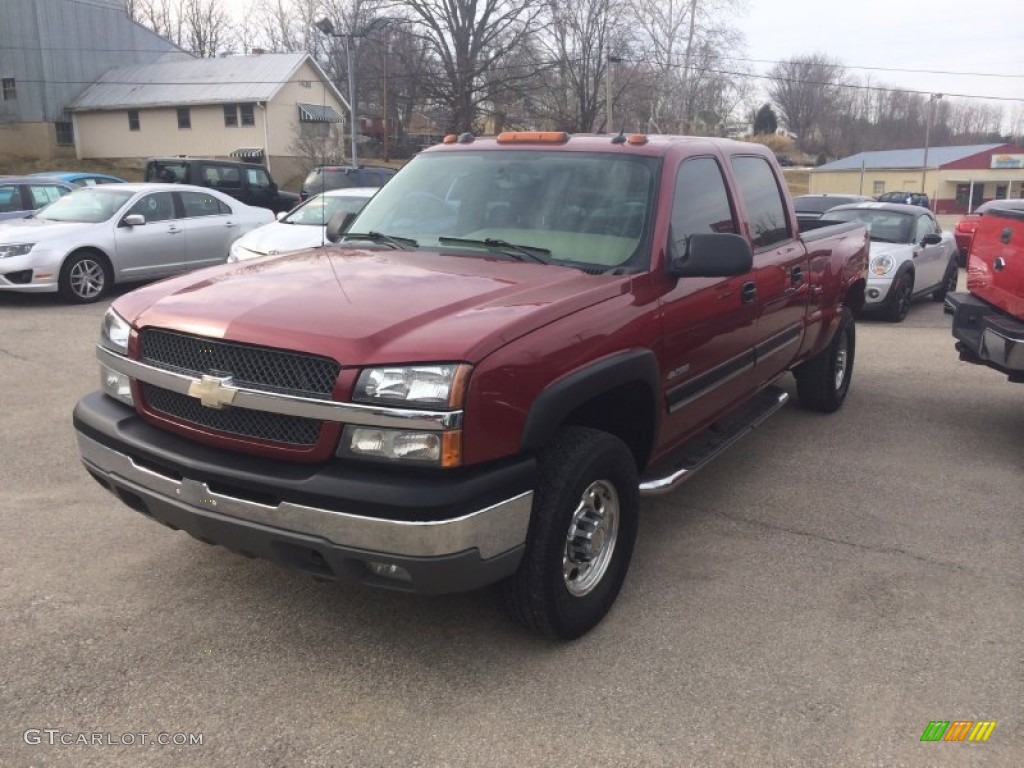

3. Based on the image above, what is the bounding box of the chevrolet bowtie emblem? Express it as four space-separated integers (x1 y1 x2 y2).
187 374 238 409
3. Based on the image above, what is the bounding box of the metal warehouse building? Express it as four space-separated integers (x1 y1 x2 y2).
809 144 1024 214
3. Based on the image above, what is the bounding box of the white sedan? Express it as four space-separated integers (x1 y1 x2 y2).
0 183 274 303
822 202 959 322
228 187 376 262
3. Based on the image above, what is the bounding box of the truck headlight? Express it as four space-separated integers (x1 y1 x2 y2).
353 364 471 408
99 309 133 406
99 308 131 354
0 243 34 259
870 254 895 276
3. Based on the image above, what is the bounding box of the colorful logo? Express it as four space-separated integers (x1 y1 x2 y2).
921 721 997 742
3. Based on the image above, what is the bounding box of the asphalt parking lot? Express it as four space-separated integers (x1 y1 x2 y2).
1 277 1020 767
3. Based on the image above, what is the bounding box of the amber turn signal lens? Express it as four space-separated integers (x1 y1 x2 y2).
441 430 462 468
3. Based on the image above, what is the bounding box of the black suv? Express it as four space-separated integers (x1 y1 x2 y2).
876 191 930 209
144 157 299 213
299 165 397 201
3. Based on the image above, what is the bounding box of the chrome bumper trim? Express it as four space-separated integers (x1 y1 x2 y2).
980 327 1024 371
96 345 463 431
77 433 532 559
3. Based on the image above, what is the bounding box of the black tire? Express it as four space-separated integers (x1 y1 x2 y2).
59 250 111 303
502 427 639 640
932 259 958 301
794 306 855 413
884 271 913 322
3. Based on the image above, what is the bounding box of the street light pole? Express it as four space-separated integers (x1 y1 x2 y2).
921 93 943 201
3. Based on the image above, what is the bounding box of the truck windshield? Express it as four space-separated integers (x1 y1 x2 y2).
347 150 660 270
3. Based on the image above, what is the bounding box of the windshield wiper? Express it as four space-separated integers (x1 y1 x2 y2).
340 231 418 249
438 237 550 263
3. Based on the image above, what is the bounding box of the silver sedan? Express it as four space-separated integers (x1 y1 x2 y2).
0 183 274 303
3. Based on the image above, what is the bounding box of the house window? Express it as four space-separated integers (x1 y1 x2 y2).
1 78 15 100
128 110 140 131
55 118 74 146
224 104 238 127
873 180 885 195
240 104 255 126
299 80 312 89
300 122 329 138
995 184 1008 199
177 107 191 129
955 184 970 207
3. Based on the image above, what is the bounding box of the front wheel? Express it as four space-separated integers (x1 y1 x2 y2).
794 307 855 413
885 272 913 322
502 427 639 640
59 250 111 303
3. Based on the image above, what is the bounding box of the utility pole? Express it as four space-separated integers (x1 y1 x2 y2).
382 29 390 162
921 93 943 200
605 47 621 133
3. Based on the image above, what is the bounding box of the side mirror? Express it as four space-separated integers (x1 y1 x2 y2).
123 214 146 227
325 211 357 243
921 232 942 246
276 211 289 221
667 233 753 278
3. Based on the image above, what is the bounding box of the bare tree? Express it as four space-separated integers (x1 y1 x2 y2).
531 0 627 132
180 0 235 56
767 54 847 151
397 0 545 133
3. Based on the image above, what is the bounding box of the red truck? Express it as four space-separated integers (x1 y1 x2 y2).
948 204 1024 381
74 133 868 639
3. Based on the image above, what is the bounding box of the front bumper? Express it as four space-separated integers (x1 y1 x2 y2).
0 248 60 292
861 275 897 311
948 291 1024 380
74 392 535 593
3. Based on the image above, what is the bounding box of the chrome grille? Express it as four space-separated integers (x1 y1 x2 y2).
140 328 340 397
142 384 322 446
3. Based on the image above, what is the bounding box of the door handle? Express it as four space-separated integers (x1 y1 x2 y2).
790 266 804 286
167 226 182 235
741 281 757 303
225 221 238 228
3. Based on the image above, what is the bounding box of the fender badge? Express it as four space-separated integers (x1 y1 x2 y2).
188 374 237 409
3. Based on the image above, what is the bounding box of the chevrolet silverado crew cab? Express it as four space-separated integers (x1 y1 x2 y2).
947 204 1024 382
74 133 868 639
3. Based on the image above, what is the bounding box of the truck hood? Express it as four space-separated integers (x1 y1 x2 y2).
115 248 629 364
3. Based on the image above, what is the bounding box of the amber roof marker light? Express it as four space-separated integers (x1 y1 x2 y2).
496 131 570 144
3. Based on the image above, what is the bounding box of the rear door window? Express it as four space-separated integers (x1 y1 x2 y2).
0 184 23 213
201 164 242 191
179 191 232 217
730 155 792 249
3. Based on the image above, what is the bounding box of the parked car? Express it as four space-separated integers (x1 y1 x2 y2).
947 203 1024 382
0 176 74 221
793 194 872 222
228 187 376 262
0 183 273 303
953 198 1024 267
824 202 958 321
299 165 397 201
28 171 127 187
876 191 930 208
144 157 299 213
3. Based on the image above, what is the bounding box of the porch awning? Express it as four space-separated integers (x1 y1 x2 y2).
297 102 345 123
230 147 265 160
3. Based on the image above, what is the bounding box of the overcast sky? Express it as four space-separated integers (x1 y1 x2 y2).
733 0 1023 107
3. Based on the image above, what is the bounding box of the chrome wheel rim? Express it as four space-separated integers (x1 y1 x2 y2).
70 258 105 299
834 332 848 390
563 480 619 597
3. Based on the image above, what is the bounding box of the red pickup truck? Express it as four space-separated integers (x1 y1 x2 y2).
948 204 1024 381
74 133 868 639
